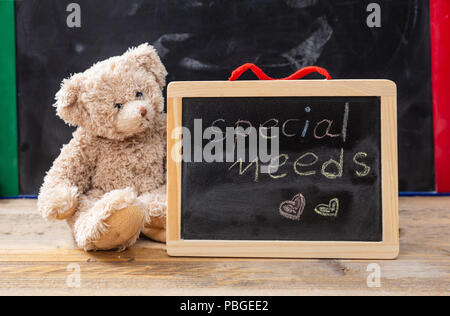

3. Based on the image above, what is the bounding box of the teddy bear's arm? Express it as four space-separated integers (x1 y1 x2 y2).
38 133 94 221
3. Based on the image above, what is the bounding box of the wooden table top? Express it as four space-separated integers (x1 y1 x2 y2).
0 197 448 296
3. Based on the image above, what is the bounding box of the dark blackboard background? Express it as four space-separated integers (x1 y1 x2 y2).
181 97 382 241
15 0 433 194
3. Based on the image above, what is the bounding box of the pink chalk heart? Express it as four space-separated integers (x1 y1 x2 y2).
279 193 306 221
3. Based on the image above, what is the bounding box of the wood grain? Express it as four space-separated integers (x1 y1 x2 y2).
167 80 397 98
0 198 448 295
381 95 399 246
166 97 182 242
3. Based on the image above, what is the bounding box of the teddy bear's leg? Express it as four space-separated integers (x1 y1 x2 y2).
139 185 167 243
67 188 145 251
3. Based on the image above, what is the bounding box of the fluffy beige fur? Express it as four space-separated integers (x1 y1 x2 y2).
38 44 168 251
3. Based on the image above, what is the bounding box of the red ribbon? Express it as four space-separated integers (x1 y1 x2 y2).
229 63 331 81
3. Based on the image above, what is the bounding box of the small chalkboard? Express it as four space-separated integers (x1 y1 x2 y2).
167 81 399 259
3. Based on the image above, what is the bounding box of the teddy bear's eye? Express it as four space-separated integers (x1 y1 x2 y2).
136 92 143 98
115 103 122 110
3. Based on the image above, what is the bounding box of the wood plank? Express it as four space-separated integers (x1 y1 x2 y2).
166 97 182 242
0 198 448 296
167 80 397 97
380 95 399 246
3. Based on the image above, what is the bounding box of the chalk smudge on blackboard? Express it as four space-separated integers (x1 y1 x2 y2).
74 43 85 54
282 17 333 69
152 33 193 58
179 0 209 9
127 2 140 16
179 57 220 71
284 0 318 9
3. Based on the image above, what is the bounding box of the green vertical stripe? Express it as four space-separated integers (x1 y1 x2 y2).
0 1 18 197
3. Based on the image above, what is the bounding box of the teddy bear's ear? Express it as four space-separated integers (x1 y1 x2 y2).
126 43 168 89
54 74 83 126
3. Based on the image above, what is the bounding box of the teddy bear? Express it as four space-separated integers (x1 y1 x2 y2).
37 43 168 251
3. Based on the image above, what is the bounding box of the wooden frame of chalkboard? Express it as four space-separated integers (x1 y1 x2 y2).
167 80 399 259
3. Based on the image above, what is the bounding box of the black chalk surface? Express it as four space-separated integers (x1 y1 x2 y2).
15 0 433 194
181 97 382 241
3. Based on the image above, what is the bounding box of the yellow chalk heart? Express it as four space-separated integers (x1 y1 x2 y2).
314 198 339 217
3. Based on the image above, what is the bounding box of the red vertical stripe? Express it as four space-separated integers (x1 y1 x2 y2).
430 0 450 193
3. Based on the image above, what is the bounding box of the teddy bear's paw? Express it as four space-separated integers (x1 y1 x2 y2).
73 188 144 251
142 217 166 243
37 185 79 221
92 206 145 251
138 188 167 243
